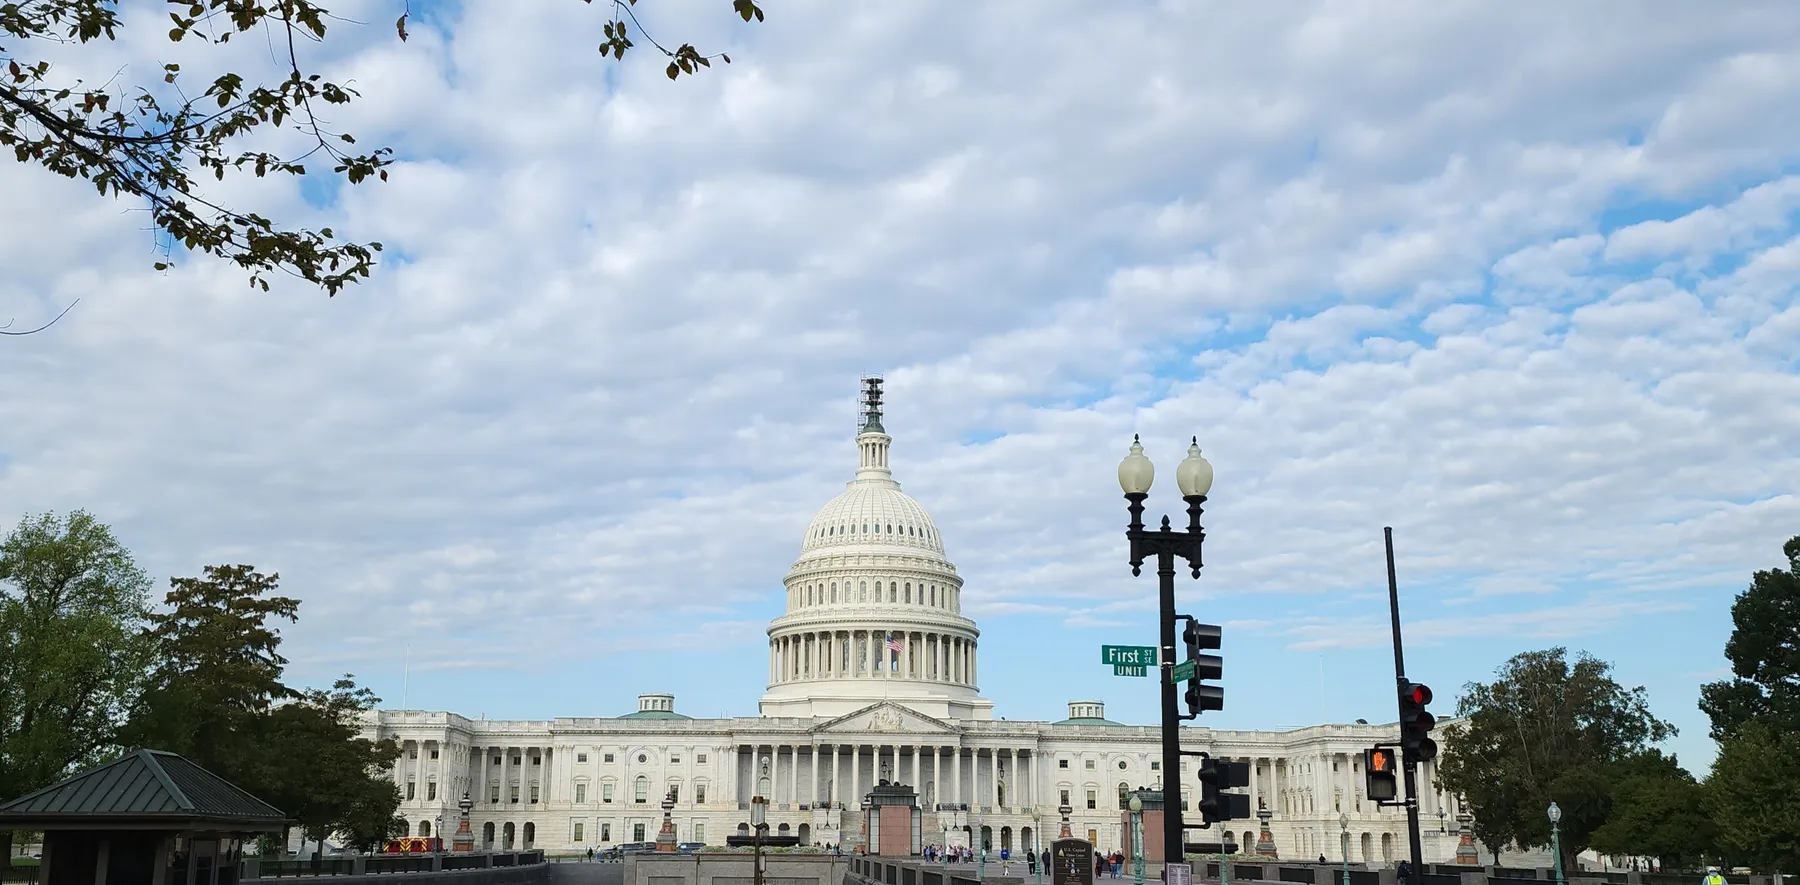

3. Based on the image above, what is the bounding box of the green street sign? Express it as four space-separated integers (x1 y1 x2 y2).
1113 664 1148 677
1171 660 1196 682
1101 645 1158 666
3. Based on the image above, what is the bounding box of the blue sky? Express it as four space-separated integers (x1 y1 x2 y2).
3 0 1798 775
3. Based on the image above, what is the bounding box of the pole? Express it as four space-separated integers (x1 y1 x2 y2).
1133 810 1145 885
1158 550 1184 864
1552 822 1564 885
1386 527 1425 874
1342 827 1350 885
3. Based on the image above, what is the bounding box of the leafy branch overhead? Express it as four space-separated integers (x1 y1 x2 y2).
0 0 764 296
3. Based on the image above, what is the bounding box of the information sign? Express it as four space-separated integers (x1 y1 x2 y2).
1171 660 1196 682
1112 664 1147 677
1166 862 1192 885
1050 838 1095 885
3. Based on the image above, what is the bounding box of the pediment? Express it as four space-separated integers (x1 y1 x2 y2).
813 702 958 736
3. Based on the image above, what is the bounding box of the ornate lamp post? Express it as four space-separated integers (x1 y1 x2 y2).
451 792 474 853
1254 800 1278 858
1118 435 1214 865
1339 813 1351 885
751 794 769 885
1129 794 1145 885
1548 802 1565 885
656 788 678 852
1059 802 1073 839
1453 811 1479 865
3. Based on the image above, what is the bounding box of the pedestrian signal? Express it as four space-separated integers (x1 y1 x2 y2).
1364 747 1398 802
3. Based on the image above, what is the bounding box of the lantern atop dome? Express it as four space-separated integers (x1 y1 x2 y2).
860 375 886 435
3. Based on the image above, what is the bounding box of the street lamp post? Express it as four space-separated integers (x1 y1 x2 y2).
752 794 769 885
1129 794 1145 885
1548 802 1565 885
1118 435 1214 865
1339 813 1351 885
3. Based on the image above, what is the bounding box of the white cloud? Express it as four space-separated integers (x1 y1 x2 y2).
1 0 1797 765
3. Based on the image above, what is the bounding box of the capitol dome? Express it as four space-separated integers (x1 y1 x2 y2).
759 378 993 721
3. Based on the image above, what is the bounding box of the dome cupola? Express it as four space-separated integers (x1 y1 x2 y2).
759 377 992 721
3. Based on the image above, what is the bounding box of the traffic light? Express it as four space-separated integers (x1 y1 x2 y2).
1182 621 1224 715
1364 747 1398 802
1398 681 1438 762
1196 753 1251 824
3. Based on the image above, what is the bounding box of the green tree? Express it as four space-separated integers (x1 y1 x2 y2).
0 511 153 859
123 564 299 779
1 0 763 299
1435 648 1675 873
1700 536 1800 740
1704 723 1800 872
253 677 400 855
1699 535 1800 873
1588 751 1716 870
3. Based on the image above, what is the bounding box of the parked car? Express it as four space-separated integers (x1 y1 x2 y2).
677 842 706 854
621 842 659 855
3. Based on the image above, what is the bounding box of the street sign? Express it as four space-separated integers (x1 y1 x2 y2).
1171 660 1196 682
1113 664 1148 677
1101 645 1157 666
1166 862 1192 885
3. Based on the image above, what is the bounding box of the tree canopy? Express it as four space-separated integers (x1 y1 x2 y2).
1434 647 1676 872
0 510 154 860
1701 535 1800 873
1 0 763 296
1699 535 1800 741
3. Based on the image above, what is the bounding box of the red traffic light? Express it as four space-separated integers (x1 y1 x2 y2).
1404 683 1432 706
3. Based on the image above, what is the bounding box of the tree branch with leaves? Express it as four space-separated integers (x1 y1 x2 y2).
1 0 762 297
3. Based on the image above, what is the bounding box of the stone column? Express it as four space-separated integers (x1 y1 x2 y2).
852 745 862 804
952 747 962 806
498 747 509 806
789 745 800 805
811 745 821 805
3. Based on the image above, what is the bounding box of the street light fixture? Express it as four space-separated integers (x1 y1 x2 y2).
1548 802 1565 885
1129 794 1145 885
1339 813 1351 885
1118 435 1214 865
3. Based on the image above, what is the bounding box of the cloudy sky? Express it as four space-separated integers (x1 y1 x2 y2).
4 1 1797 771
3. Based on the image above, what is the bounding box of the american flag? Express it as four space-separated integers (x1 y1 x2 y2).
886 633 904 654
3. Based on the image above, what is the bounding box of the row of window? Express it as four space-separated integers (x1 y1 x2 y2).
1056 758 1160 772
791 579 958 610
470 751 707 766
814 521 934 542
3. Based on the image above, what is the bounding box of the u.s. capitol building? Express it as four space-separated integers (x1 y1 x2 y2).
363 381 1464 859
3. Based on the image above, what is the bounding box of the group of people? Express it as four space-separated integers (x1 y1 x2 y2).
922 844 986 864
1095 850 1133 878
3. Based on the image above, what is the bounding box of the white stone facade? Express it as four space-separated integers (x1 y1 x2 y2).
363 381 1463 859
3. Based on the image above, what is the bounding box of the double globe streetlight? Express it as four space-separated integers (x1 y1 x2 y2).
1118 434 1214 864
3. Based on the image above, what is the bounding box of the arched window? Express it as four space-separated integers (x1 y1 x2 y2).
904 583 911 603
930 586 936 606
860 581 867 601
635 776 649 804
419 820 432 837
887 524 893 533
1117 783 1130 809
